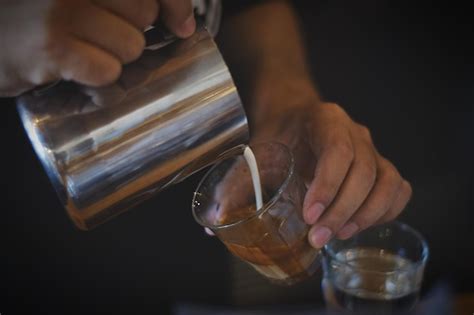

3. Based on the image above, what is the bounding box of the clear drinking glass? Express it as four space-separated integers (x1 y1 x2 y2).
192 142 320 285
322 221 429 314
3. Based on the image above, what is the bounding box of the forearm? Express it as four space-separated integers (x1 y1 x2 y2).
216 0 319 131
217 2 412 248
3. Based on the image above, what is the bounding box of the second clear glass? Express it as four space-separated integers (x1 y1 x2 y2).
322 221 429 314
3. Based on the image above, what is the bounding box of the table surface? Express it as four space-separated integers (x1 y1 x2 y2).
456 293 474 315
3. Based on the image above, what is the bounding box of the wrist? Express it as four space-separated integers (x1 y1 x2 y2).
250 74 320 120
247 74 320 144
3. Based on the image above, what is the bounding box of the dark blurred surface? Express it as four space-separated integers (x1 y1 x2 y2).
1 1 472 314
297 0 473 295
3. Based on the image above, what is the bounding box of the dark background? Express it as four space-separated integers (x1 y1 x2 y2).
1 1 472 314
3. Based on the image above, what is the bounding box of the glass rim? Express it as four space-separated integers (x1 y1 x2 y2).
191 141 295 231
323 220 429 275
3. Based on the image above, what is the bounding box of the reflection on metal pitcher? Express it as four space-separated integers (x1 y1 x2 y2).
17 25 249 230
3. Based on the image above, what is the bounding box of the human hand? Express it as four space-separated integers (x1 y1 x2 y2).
0 0 195 96
250 79 412 249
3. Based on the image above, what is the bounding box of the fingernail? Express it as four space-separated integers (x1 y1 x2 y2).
305 202 325 224
310 226 332 248
337 222 359 240
177 15 196 38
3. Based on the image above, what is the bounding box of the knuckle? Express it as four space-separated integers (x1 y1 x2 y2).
319 102 350 120
357 159 377 186
323 102 345 115
333 140 354 162
383 169 402 190
379 159 402 185
358 124 373 141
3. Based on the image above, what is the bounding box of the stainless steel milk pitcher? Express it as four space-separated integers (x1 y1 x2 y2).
16 22 249 230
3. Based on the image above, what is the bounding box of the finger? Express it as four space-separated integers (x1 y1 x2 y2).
308 132 377 248
303 104 354 223
336 156 403 240
93 0 159 29
160 0 195 38
55 37 121 86
303 128 354 225
377 180 412 224
70 4 145 63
